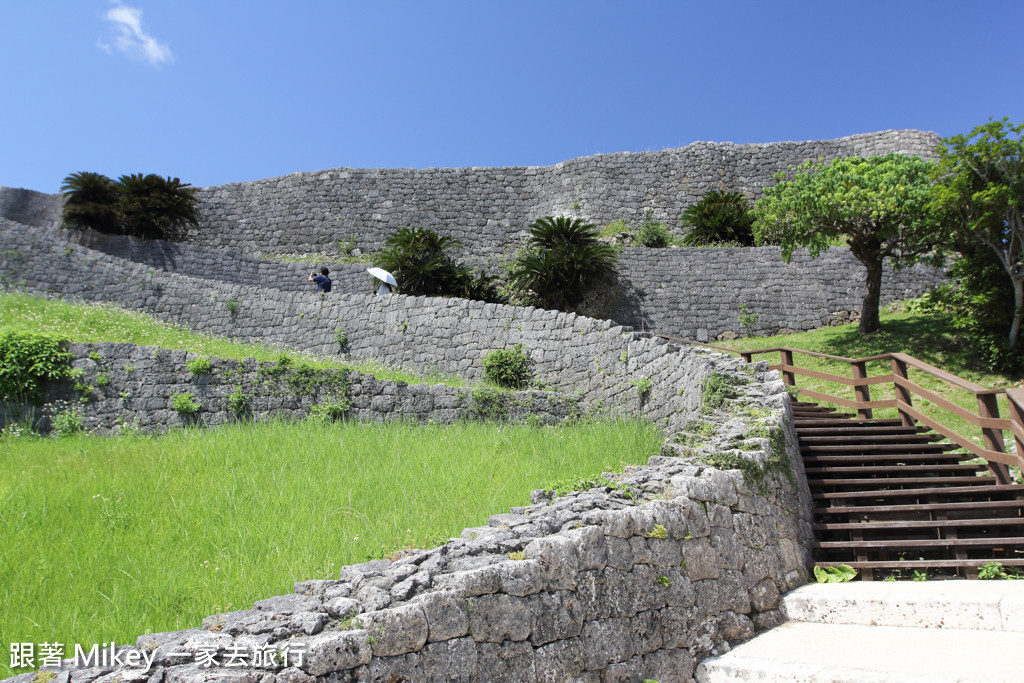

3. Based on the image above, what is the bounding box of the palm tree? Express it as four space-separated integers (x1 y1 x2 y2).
507 216 618 310
60 171 121 233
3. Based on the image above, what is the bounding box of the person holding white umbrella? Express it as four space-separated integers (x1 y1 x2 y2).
367 267 397 295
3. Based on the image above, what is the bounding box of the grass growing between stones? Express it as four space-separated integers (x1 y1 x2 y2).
722 307 1022 459
0 291 465 386
0 417 661 676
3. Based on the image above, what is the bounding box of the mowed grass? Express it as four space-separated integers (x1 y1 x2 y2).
0 291 465 385
0 418 661 676
720 307 1022 455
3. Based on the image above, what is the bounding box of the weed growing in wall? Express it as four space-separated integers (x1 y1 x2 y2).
699 373 750 414
170 392 202 414
737 303 761 337
632 376 652 398
226 299 239 315
50 404 84 437
482 343 531 389
187 357 212 376
226 386 250 416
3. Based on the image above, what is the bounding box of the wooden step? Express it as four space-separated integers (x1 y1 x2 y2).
804 464 989 476
812 484 1024 500
813 500 1024 516
798 434 946 445
813 518 1024 532
807 476 994 488
795 418 904 427
801 443 961 454
797 425 931 436
814 537 1024 550
804 452 972 464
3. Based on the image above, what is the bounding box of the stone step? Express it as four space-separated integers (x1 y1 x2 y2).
695 621 1024 683
781 580 1024 631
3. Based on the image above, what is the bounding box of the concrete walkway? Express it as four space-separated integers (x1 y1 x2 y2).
697 581 1024 683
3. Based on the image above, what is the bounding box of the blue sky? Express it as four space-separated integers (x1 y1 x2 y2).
2 1 1022 193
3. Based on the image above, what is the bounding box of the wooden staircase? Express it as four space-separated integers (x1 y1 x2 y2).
793 400 1024 580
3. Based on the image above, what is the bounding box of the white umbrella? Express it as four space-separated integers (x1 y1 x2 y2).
366 267 397 287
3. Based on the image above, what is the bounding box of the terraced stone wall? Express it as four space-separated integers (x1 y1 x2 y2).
0 130 939 262
13 342 582 435
36 224 944 341
0 221 818 682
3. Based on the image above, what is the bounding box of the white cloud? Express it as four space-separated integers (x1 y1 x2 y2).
99 4 173 65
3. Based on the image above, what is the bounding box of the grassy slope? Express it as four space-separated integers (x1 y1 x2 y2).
0 418 661 675
0 291 465 386
720 308 1022 454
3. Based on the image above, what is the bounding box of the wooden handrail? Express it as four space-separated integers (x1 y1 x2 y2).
657 334 1024 479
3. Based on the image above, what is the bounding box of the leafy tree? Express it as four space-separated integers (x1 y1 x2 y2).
680 190 756 246
931 118 1024 351
60 171 121 233
117 173 200 240
753 154 939 335
506 216 618 311
377 227 504 302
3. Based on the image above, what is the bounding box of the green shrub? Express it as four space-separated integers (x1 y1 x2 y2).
483 344 532 389
170 392 202 414
632 376 652 398
680 190 756 246
505 216 618 311
51 405 84 437
309 398 352 421
0 331 72 402
226 386 250 415
226 299 239 314
187 357 212 375
635 210 671 247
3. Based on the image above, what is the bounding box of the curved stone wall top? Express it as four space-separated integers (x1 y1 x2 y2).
190 129 938 258
0 130 939 260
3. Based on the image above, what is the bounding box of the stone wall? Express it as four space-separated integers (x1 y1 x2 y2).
0 130 939 262
0 221 745 437
3 356 814 683
11 343 582 435
611 247 945 340
20 223 944 341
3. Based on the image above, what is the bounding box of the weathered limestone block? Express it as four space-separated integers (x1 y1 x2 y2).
297 630 372 676
467 593 531 643
415 591 469 643
358 603 429 657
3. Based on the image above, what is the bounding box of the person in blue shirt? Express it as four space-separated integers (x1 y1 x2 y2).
308 267 332 293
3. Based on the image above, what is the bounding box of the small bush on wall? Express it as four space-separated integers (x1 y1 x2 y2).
483 343 532 389
0 331 72 403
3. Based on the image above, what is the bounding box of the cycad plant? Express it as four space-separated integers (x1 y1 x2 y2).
117 174 200 241
60 171 199 241
680 190 756 246
60 171 121 233
506 216 618 311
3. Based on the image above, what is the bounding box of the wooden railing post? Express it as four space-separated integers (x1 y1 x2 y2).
780 349 795 386
891 357 915 427
851 360 872 419
741 352 753 364
1008 388 1024 471
978 393 1012 484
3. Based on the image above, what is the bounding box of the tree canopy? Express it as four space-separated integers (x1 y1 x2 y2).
931 118 1024 351
753 154 939 334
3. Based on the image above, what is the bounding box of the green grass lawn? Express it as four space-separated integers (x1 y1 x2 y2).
0 418 661 676
0 291 466 386
716 308 1022 456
